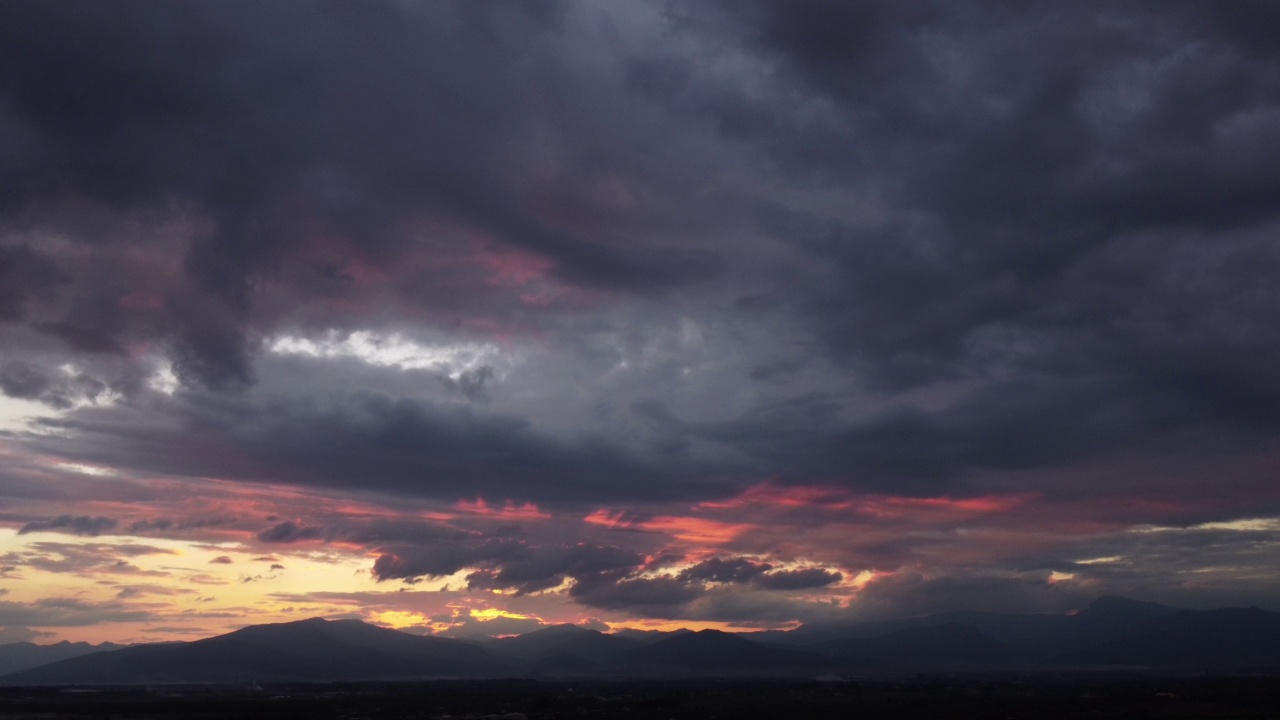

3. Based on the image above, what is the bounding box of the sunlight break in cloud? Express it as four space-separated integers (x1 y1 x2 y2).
268 330 513 379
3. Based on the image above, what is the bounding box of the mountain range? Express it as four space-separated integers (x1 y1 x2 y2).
4 597 1279 684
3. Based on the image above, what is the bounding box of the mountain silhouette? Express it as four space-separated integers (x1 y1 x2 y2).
779 595 1183 659
0 641 125 676
485 624 642 664
4 598 1277 683
1056 607 1280 669
619 629 833 675
809 622 1029 671
2 617 510 684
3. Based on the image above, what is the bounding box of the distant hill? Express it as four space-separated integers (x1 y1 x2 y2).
778 596 1183 658
0 641 124 676
610 628 692 644
485 624 642 665
813 623 1031 672
2 618 511 685
1056 607 1280 670
618 629 833 675
5 598 1278 683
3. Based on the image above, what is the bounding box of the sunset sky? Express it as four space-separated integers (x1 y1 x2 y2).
2 1 1280 645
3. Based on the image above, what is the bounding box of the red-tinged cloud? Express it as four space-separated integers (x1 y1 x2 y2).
454 498 550 521
584 510 754 545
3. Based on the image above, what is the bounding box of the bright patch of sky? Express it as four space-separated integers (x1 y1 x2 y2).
0 395 48 432
268 331 516 379
147 362 180 395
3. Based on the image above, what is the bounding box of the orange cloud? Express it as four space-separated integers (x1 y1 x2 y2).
585 509 753 545
697 481 1034 521
454 498 550 520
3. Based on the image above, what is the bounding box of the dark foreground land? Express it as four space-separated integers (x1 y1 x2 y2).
2 677 1279 720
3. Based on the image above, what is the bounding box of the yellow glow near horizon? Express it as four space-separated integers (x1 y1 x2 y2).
373 610 431 628
0 527 383 643
471 607 531 621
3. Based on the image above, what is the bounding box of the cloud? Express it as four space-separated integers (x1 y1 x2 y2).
18 515 117 537
0 625 55 643
209 555 234 564
0 245 67 322
753 567 842 591
678 557 771 584
0 598 152 627
127 519 175 534
256 521 325 544
431 611 548 639
570 574 705 611
372 538 645 596
10 542 175 578
2 0 1280 632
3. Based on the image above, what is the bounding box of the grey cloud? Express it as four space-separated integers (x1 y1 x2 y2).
675 557 842 591
0 625 54 643
754 567 842 590
2 0 1280 623
0 360 115 410
438 365 495 402
0 0 723 390
256 521 325 544
569 575 704 611
372 538 644 596
18 515 117 537
0 245 67 322
0 360 49 399
678 557 771 584
128 519 174 534
28 390 721 505
0 598 152 627
854 571 1093 620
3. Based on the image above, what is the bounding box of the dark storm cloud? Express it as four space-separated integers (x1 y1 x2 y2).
4 0 1277 491
3 0 1280 621
755 0 1280 415
0 245 66 322
27 390 723 504
615 0 1280 496
0 0 723 389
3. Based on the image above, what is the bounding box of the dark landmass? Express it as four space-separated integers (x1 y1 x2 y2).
5 598 1280 685
1056 607 1280 670
1 676 1279 720
3 618 509 685
0 641 124 676
616 629 833 675
486 624 643 664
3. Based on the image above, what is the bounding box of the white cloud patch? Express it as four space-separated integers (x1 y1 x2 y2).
269 331 514 380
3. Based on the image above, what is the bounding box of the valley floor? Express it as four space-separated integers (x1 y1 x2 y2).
1 676 1279 720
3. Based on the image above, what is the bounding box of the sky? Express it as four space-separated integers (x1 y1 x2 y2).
1 0 1280 645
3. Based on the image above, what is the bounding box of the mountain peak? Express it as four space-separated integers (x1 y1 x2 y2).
1081 596 1178 616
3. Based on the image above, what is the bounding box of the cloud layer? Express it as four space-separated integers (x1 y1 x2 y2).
2 0 1279 641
